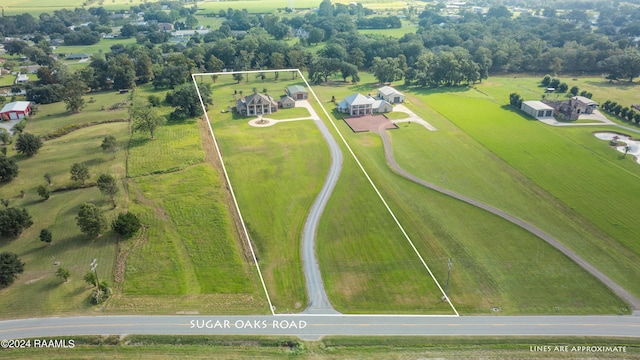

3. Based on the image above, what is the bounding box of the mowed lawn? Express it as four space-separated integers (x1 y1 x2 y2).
0 123 128 319
309 73 631 313
211 114 329 312
423 90 640 300
347 129 626 314
316 137 454 314
303 76 454 314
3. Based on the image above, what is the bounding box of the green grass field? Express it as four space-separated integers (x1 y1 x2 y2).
421 89 640 299
0 84 268 317
0 121 127 318
107 83 268 314
306 72 632 314
358 20 419 38
2 0 165 16
55 38 138 58
28 92 129 137
207 75 330 311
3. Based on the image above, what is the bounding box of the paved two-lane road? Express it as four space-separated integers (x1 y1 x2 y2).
1 315 639 340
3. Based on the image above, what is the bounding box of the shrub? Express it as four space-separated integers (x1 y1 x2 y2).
111 212 141 238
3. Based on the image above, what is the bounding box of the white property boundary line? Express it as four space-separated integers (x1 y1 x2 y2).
192 69 459 317
192 74 275 316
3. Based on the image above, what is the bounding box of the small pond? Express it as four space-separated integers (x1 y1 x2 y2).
594 132 640 164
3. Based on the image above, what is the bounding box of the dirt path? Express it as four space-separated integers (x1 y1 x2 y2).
376 125 640 311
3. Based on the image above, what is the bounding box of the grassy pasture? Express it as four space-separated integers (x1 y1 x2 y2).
2 0 162 16
28 91 130 137
206 75 330 311
0 122 128 319
424 91 640 298
111 82 267 314
315 136 454 314
1 83 268 317
358 20 419 38
307 72 631 313
347 128 625 314
0 75 16 87
55 38 138 58
124 165 258 295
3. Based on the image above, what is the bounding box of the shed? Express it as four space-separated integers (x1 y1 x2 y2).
278 95 296 109
377 86 404 103
286 85 308 100
521 101 554 120
0 101 31 121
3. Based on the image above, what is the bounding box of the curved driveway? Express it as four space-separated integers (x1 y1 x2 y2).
297 100 342 314
376 126 640 311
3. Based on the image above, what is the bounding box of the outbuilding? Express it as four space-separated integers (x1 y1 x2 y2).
0 101 31 121
278 95 296 109
520 101 554 120
286 85 308 100
377 86 404 104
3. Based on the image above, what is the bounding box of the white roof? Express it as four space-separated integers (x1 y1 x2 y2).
342 93 374 106
572 96 598 106
372 99 390 109
0 101 30 113
378 86 402 97
523 100 553 111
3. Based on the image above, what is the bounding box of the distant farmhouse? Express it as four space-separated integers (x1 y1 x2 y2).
14 73 29 84
236 93 278 116
0 101 31 121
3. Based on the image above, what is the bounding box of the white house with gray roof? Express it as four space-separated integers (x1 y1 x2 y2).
338 93 392 116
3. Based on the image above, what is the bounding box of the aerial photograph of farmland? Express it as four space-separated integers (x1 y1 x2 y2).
1 0 640 358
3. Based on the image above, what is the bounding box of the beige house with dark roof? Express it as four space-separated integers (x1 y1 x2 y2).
236 93 278 116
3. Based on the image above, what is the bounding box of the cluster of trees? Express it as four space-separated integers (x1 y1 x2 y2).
509 93 523 108
601 101 640 124
542 75 569 93
0 207 33 238
541 75 594 97
0 252 24 288
5 0 640 88
63 27 101 46
356 16 401 30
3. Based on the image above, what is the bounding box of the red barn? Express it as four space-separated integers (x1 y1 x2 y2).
0 101 31 121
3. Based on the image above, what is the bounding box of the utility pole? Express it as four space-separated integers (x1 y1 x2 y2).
445 258 452 298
